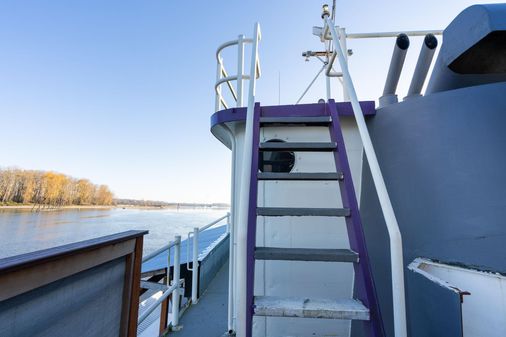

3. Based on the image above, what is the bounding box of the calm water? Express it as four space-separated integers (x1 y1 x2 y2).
0 208 228 259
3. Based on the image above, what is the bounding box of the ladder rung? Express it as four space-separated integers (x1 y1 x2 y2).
257 207 350 217
257 172 343 181
259 142 337 152
260 116 332 126
253 296 370 320
255 247 358 262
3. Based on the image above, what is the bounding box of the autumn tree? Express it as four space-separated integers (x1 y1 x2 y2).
0 168 114 207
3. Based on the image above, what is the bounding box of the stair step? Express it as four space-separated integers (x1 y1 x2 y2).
259 142 337 152
260 116 332 126
257 207 350 217
255 247 358 262
257 172 343 181
254 296 370 320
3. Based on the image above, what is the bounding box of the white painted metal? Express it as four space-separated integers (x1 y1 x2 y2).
338 27 350 101
215 34 260 111
138 283 179 325
222 130 237 334
142 239 179 263
236 22 261 337
410 259 506 337
222 125 238 333
296 63 327 104
405 35 438 98
254 296 369 320
138 214 231 332
323 15 408 337
191 227 199 304
346 30 443 39
198 214 229 233
237 35 245 107
140 281 169 292
172 235 181 327
227 210 235 333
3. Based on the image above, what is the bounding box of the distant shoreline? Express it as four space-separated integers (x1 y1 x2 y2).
0 204 229 211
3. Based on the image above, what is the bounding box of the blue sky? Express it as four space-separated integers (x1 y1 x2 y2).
0 1 501 203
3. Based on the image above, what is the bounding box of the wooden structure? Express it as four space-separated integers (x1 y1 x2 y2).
0 230 147 337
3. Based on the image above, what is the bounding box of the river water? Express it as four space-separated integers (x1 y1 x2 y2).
0 208 228 259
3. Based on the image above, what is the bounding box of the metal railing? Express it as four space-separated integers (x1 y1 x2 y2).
187 213 230 304
215 29 261 111
233 22 261 337
138 213 230 332
322 12 410 337
139 236 182 330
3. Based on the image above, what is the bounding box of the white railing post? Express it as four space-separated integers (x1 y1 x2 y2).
227 210 235 334
237 35 245 107
323 14 407 337
191 227 199 304
172 235 181 327
216 59 223 111
236 22 261 337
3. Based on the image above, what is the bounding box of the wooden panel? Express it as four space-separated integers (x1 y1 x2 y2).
0 239 135 301
127 237 144 337
0 230 147 337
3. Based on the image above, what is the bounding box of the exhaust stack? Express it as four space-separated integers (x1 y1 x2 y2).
405 34 438 99
379 33 410 108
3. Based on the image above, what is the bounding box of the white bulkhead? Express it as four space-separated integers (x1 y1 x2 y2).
226 114 364 337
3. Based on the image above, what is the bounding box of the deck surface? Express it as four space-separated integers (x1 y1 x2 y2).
142 225 227 273
171 260 229 337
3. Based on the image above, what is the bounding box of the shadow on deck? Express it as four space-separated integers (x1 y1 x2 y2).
171 260 229 337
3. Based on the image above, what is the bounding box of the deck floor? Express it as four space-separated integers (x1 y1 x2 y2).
171 260 229 337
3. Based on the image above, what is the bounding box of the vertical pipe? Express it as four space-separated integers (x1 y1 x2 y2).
216 59 223 111
325 38 332 100
338 27 350 101
379 33 410 108
405 34 438 99
192 227 199 304
222 125 238 333
236 23 260 337
325 17 407 337
172 236 181 327
237 35 245 107
227 210 235 333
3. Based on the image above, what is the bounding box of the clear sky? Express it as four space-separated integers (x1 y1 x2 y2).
0 1 501 203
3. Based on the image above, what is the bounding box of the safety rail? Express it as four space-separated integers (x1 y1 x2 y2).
233 22 261 337
187 213 230 304
215 29 261 111
138 213 230 333
139 235 182 332
321 8 410 337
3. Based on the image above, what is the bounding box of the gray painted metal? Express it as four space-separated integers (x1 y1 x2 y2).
257 172 343 181
198 233 230 299
407 270 464 337
260 116 332 126
171 261 230 337
253 296 370 320
254 247 358 262
257 207 350 217
360 80 506 337
259 142 337 152
426 4 506 94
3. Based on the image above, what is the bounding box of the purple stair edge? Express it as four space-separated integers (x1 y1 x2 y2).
210 101 375 129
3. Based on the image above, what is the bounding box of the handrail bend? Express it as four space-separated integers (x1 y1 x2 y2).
323 14 408 337
215 34 261 111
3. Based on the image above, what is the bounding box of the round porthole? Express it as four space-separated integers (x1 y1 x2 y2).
259 139 295 173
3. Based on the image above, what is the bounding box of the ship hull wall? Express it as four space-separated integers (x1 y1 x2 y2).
360 81 506 336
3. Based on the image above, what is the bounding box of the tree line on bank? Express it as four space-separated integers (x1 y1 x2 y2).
0 168 114 207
